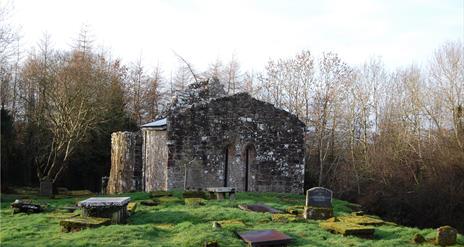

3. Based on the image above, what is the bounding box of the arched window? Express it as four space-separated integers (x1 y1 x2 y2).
244 144 256 192
224 144 235 187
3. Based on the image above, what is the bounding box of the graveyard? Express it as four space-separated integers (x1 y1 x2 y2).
2 1 463 247
1 188 463 247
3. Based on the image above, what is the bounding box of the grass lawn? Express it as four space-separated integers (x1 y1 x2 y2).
1 191 463 247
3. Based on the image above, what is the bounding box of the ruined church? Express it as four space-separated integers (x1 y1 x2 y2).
107 79 305 194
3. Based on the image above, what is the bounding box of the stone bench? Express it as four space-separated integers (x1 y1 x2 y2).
78 197 130 224
206 187 236 200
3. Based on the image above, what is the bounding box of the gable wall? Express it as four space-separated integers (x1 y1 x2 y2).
166 93 305 193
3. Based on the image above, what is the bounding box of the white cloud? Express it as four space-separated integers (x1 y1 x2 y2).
11 0 463 73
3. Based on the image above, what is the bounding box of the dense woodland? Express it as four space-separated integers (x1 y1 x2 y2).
1 8 463 232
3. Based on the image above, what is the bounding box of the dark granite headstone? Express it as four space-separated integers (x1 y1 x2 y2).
306 187 333 208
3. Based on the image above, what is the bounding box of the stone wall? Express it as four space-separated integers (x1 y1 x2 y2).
166 92 305 193
142 129 168 191
107 131 142 194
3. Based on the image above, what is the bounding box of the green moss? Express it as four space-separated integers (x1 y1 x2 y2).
337 215 384 226
1 191 463 247
271 213 302 223
286 205 305 215
184 198 206 206
182 191 208 199
150 191 173 198
60 216 111 232
127 202 137 213
319 221 375 236
215 219 247 231
158 196 182 204
304 206 334 220
61 190 94 197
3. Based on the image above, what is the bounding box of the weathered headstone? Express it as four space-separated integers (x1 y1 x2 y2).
40 180 55 196
304 187 334 220
306 187 332 207
101 176 109 194
436 226 457 246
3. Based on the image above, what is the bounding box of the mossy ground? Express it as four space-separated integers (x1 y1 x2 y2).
1 191 463 247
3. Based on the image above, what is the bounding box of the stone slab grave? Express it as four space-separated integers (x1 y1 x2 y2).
304 187 334 220
238 230 293 247
11 199 44 214
78 197 130 224
238 204 282 214
60 216 111 232
319 221 375 237
336 215 384 226
206 187 236 200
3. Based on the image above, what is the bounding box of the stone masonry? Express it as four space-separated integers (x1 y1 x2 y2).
110 78 306 194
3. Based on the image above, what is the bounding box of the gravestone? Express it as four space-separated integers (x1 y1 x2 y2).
306 187 333 207
101 176 109 194
40 180 55 196
436 226 457 246
304 187 334 220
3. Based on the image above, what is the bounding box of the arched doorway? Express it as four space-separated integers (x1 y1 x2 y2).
243 144 256 192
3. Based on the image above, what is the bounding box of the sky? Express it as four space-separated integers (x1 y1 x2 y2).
9 0 464 74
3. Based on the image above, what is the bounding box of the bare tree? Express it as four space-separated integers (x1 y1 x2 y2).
428 41 464 150
146 64 163 120
223 53 242 94
127 59 149 125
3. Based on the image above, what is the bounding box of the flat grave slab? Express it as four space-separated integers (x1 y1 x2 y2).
239 204 282 214
78 197 130 207
238 230 293 247
319 221 375 237
78 197 131 224
60 216 111 232
337 215 384 226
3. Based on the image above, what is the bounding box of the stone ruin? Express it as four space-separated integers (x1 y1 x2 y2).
108 78 306 194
